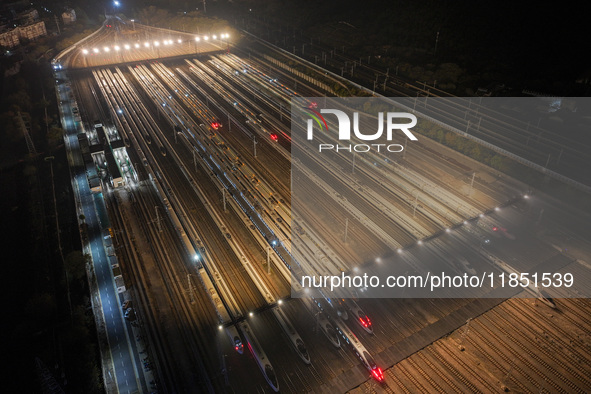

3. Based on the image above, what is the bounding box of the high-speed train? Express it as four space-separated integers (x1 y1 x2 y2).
239 321 279 392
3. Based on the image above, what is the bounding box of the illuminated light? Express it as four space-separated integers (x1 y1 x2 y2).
494 207 500 211
193 254 199 261
445 228 451 233
417 240 423 245
372 367 385 382
124 44 130 50
353 266 359 273
218 325 223 330
203 35 209 40
177 39 182 43
213 34 217 39
134 43 140 48
144 42 150 47
479 213 484 218
397 248 402 254
195 37 200 42
277 299 283 305
93 48 99 53
375 257 381 263
163 40 168 45
82 49 89 54
114 1 120 6
492 226 498 231
249 312 254 317
270 133 279 141
154 41 160 46
463 220 468 225
103 47 110 52
114 45 120 51
524 194 529 199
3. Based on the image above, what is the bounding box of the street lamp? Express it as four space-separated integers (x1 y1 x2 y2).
130 19 135 30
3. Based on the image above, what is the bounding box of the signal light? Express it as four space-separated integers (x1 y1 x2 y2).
492 226 498 231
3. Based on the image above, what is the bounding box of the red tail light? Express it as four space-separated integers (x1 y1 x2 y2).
492 226 498 231
372 367 384 382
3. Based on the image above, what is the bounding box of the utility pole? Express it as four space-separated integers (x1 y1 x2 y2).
202 0 207 13
253 137 258 158
458 318 471 351
402 136 409 159
413 192 419 217
223 188 227 212
351 152 356 173
187 274 195 303
54 15 61 35
468 172 476 196
46 156 71 322
267 246 271 274
344 218 349 243
155 206 162 232
434 31 439 55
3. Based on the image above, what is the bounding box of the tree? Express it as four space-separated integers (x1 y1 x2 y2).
65 251 89 282
46 126 64 149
